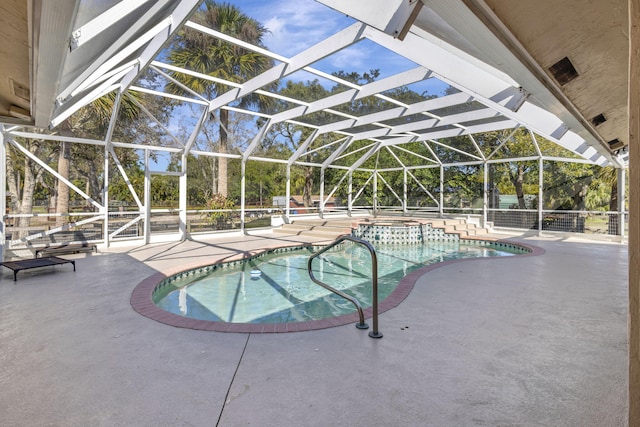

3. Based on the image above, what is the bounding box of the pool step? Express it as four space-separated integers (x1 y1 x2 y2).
273 219 353 240
442 223 488 237
273 217 489 241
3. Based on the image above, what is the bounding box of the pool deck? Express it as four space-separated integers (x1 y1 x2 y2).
0 228 628 426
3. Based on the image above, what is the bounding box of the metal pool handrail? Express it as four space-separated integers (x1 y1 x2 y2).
307 235 383 339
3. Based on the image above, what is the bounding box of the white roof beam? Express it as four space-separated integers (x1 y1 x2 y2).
119 0 202 92
406 119 518 142
364 26 522 108
58 0 174 101
341 113 515 142
207 22 367 114
129 86 209 106
390 108 503 134
364 25 607 165
51 75 125 127
151 61 242 88
375 135 418 146
270 66 432 124
70 0 154 50
32 0 79 127
149 64 209 103
316 91 473 135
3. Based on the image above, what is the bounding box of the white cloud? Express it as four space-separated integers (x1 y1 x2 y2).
326 45 368 71
264 16 285 35
231 0 451 92
238 0 354 57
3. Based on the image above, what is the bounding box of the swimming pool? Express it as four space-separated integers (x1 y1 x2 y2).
149 240 528 327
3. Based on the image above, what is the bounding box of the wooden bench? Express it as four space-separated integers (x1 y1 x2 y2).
34 243 97 258
0 257 76 281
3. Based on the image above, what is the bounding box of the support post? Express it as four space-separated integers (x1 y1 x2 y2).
482 161 488 227
629 0 640 423
143 149 151 244
0 128 6 262
240 159 246 232
539 157 544 234
103 145 110 247
619 167 626 238
285 164 291 220
403 168 407 214
179 154 187 240
102 91 122 248
348 172 353 216
373 172 378 216
439 165 444 217
319 168 325 218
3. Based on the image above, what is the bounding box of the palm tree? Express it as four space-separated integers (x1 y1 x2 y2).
54 91 140 226
595 166 621 234
167 0 273 197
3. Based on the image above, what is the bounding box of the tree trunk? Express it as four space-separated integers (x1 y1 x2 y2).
56 140 71 226
608 178 619 235
510 164 526 209
212 157 217 195
572 183 589 211
303 166 313 207
85 179 91 209
5 145 21 213
5 142 42 240
218 109 228 197
509 164 528 228
16 154 38 240
609 180 619 211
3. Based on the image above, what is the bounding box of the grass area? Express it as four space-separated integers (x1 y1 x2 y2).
245 217 271 228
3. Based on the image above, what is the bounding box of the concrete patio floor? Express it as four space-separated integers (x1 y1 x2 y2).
0 229 628 426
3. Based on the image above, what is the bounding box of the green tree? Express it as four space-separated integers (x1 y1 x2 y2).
55 91 141 224
267 79 332 206
5 138 57 239
167 0 273 197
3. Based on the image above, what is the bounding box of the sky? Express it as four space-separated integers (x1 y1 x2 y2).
228 0 450 94
148 0 451 169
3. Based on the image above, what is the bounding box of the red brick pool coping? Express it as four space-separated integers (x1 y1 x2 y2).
130 238 545 333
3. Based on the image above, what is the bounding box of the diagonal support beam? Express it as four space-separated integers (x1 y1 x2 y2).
109 147 144 210
270 66 432 124
288 130 320 166
206 22 367 114
7 139 103 210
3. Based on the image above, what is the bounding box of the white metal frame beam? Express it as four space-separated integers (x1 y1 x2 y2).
363 24 609 165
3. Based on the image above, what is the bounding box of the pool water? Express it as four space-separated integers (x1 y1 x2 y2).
153 241 525 324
